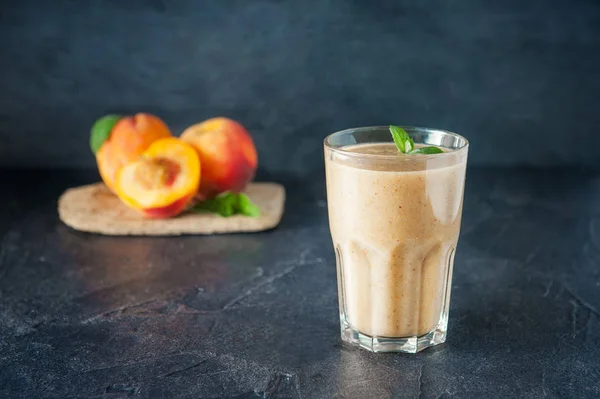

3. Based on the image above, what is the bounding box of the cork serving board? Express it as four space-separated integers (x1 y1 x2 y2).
58 182 285 236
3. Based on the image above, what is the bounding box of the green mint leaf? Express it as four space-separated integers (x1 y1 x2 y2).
216 192 237 217
219 193 237 217
409 146 444 155
191 192 235 217
389 125 414 154
191 192 261 217
90 114 121 154
237 193 261 217
210 192 237 217
190 198 220 214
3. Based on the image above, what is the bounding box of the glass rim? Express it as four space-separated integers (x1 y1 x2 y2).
324 125 469 161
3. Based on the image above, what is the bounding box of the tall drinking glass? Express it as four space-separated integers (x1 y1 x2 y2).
324 126 469 353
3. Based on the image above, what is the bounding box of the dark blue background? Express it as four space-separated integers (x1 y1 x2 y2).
1 0 599 173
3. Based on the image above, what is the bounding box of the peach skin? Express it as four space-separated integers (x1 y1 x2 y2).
92 113 172 192
114 138 201 219
180 117 257 199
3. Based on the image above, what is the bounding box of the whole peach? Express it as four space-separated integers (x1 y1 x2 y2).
180 117 257 199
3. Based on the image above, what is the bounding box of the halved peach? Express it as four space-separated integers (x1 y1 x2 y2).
180 117 257 199
114 138 200 218
95 113 172 192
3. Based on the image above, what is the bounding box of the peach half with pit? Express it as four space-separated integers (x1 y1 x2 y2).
114 138 200 218
180 117 257 199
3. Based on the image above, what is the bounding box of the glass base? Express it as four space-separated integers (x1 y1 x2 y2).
340 318 447 353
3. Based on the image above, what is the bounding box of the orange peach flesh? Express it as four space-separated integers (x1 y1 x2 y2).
132 158 181 191
115 138 200 218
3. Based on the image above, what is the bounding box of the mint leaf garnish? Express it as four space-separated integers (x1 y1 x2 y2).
389 125 443 155
90 115 121 154
214 192 237 217
237 193 261 217
389 125 414 154
191 192 235 217
410 146 444 154
190 198 220 215
191 192 261 217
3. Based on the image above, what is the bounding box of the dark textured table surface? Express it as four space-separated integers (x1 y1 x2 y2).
1 168 600 398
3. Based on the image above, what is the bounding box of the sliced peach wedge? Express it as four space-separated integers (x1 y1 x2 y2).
114 138 201 218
